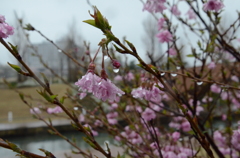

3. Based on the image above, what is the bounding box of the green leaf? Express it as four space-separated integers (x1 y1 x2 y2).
83 137 97 149
60 96 65 104
19 93 24 101
186 54 194 57
36 90 53 103
83 19 97 28
8 43 19 54
8 62 22 73
125 40 136 53
113 44 126 53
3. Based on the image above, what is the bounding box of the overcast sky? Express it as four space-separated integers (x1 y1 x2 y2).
1 0 240 66
0 0 150 65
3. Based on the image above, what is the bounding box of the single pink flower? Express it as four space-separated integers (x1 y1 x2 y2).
167 48 177 56
210 84 221 93
231 130 240 150
94 120 103 127
203 0 224 12
47 106 63 114
30 107 41 115
75 72 100 93
208 61 216 69
172 131 180 142
141 108 156 121
92 78 125 102
124 72 134 81
0 22 14 38
78 114 85 123
181 121 191 132
186 9 196 19
171 5 181 16
231 75 239 82
107 112 118 125
114 75 123 82
157 18 165 30
156 30 173 43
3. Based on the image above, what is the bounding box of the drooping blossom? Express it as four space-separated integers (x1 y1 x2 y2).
156 30 173 43
141 108 156 121
186 8 196 19
30 107 41 115
47 106 63 114
75 63 125 102
92 78 125 102
143 0 167 13
0 15 14 38
203 0 224 12
208 61 216 69
157 18 165 30
171 5 181 16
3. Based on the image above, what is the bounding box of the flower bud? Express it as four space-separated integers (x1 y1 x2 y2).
112 59 121 69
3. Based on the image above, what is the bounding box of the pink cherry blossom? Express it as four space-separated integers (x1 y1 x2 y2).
0 15 14 38
94 120 103 127
78 114 85 123
124 72 134 81
171 5 181 16
30 107 41 115
83 124 98 136
186 9 196 19
231 130 240 150
208 61 216 69
167 48 177 56
172 131 180 142
107 112 118 125
75 72 100 93
47 106 63 114
157 18 165 30
210 84 221 93
141 108 156 121
231 75 239 82
114 75 123 82
181 121 191 132
156 30 173 43
0 15 5 23
143 0 167 13
203 0 224 12
92 78 125 102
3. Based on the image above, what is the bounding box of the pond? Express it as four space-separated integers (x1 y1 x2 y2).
0 131 113 158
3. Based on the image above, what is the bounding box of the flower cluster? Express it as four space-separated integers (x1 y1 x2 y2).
0 15 14 38
143 0 166 13
203 0 224 12
75 63 125 102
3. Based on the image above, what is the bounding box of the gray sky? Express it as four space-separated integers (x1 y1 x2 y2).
0 0 149 64
1 0 240 65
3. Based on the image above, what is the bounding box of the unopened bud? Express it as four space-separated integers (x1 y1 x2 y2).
87 63 96 73
112 59 121 69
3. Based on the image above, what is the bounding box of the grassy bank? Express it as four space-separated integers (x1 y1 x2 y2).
0 84 72 124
